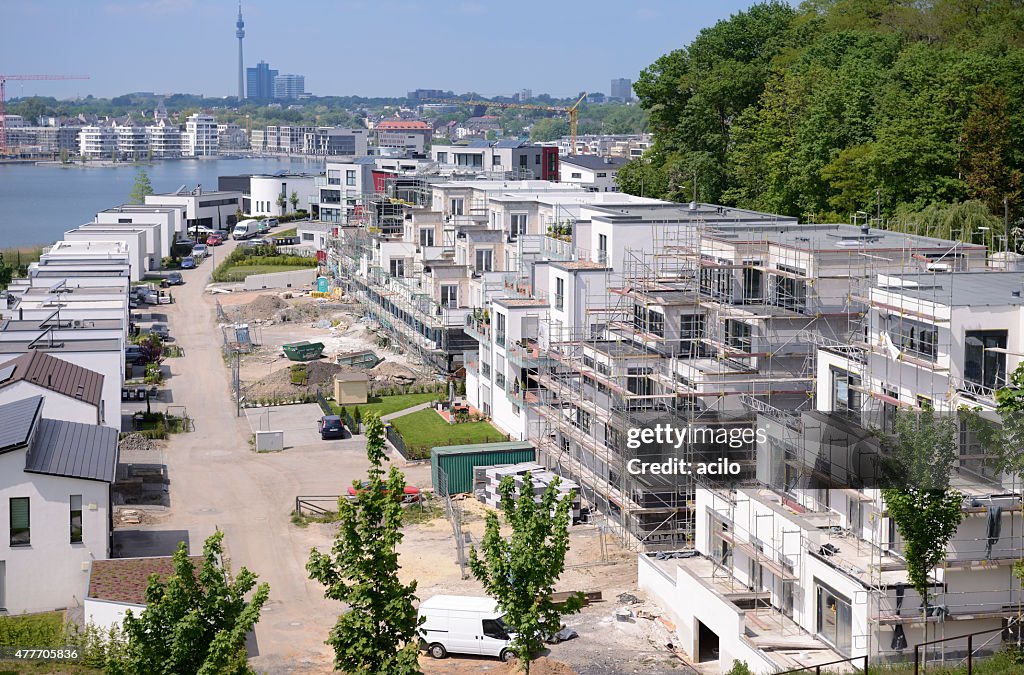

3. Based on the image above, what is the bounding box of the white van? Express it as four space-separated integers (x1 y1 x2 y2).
232 219 259 240
418 595 515 661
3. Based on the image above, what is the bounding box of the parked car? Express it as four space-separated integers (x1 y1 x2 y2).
256 220 272 234
124 345 149 365
347 480 421 503
206 233 224 246
232 219 260 240
180 256 196 269
418 595 515 662
143 323 170 340
318 415 345 440
162 272 184 286
265 217 279 227
192 243 209 258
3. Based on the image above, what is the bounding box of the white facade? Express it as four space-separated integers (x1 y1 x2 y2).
146 190 241 232
249 175 317 217
183 114 218 157
78 126 118 158
63 227 148 276
96 204 186 253
114 125 148 160
145 120 182 158
559 157 624 192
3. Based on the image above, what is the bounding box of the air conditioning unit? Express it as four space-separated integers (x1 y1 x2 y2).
72 319 84 328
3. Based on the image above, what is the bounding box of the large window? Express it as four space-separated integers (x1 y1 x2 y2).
450 198 464 216
70 495 83 544
633 306 665 337
440 285 458 308
554 277 565 310
389 259 405 277
598 234 608 263
725 320 752 353
889 317 938 361
832 368 861 418
680 314 705 357
773 265 806 311
965 329 1007 391
345 170 356 187
816 583 852 655
327 169 340 186
495 312 506 347
743 266 763 303
510 213 527 239
419 228 434 247
10 497 29 546
475 249 493 273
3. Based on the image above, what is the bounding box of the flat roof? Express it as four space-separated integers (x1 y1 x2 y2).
494 298 549 308
550 260 610 271
706 223 981 253
0 338 123 353
431 441 534 456
878 271 1024 307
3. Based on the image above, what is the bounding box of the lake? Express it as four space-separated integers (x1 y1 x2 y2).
0 157 324 248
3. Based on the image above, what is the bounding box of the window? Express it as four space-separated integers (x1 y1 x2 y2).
571 172 582 179
389 259 405 277
889 317 938 361
440 285 458 308
681 314 705 357
743 267 763 302
510 213 527 238
832 368 861 418
725 320 752 352
816 583 852 655
436 152 447 164
10 497 29 546
555 277 565 310
535 155 541 165
450 198 464 216
345 170 356 187
965 329 1008 391
495 312 506 347
633 306 664 337
419 228 434 247
597 234 608 263
493 155 502 166
773 265 806 311
70 495 83 544
520 155 529 168
327 169 340 185
482 619 509 640
475 249 493 273
302 232 315 242
596 172 607 178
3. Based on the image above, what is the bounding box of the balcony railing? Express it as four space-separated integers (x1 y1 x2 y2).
508 386 542 407
507 339 552 368
464 315 492 343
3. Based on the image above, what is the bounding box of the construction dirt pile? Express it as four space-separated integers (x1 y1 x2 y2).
118 433 158 453
369 360 421 387
494 658 577 675
243 359 351 402
226 295 289 323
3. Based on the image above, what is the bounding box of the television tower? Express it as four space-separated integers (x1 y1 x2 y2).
236 3 245 99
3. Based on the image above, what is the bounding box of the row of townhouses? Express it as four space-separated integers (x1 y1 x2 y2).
77 114 222 158
319 173 1024 672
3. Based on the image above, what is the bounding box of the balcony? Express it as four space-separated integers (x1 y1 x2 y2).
464 314 491 343
507 338 552 368
508 386 542 407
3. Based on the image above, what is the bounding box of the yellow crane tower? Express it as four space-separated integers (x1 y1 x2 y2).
432 93 588 155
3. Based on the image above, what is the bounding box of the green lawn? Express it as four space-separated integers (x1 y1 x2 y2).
332 392 437 418
390 408 505 453
213 264 312 282
0 611 65 647
276 227 298 237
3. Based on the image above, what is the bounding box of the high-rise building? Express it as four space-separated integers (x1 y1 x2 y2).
273 74 305 99
246 61 277 100
515 88 532 102
236 3 245 99
184 114 218 157
610 77 633 102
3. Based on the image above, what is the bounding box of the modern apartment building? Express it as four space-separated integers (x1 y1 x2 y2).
145 119 182 158
431 140 559 181
302 127 368 156
374 120 432 154
559 155 626 192
273 74 305 99
183 114 218 157
78 125 118 158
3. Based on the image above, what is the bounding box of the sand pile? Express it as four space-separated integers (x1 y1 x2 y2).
244 360 356 401
226 295 288 323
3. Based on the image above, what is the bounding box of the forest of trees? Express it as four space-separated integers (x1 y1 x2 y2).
619 0 1024 245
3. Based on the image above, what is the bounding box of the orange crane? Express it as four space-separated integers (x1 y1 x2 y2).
432 93 588 155
0 74 90 154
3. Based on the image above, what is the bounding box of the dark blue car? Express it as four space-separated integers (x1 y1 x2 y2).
318 415 345 440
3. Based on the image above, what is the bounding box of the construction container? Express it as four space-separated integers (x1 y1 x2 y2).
430 441 535 495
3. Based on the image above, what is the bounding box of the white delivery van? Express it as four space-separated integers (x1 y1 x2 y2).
232 219 259 240
418 595 515 661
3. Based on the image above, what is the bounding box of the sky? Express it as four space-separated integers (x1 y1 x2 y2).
1 0 765 101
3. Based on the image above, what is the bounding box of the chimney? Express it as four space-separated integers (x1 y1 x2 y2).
861 223 870 235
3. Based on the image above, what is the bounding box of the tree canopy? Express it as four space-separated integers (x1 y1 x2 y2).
625 0 1024 238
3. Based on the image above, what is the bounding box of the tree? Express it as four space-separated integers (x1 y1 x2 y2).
129 169 154 205
880 408 964 629
528 118 569 142
289 190 299 213
960 84 1023 223
306 413 422 675
115 530 269 675
276 193 287 215
468 472 582 674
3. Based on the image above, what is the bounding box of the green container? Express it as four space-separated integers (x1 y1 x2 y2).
431 441 536 495
283 341 325 361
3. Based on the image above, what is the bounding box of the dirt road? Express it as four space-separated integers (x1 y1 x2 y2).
154 245 353 674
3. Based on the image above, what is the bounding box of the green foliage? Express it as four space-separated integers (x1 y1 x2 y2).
290 364 308 385
724 661 753 675
880 408 964 604
115 530 269 675
0 612 65 646
289 191 300 211
529 118 569 142
129 169 153 205
628 1 1024 229
306 414 423 675
468 472 582 673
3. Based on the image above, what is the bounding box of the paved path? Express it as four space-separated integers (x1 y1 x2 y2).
380 401 434 422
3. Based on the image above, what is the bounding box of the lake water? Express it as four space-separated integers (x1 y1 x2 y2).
0 157 324 248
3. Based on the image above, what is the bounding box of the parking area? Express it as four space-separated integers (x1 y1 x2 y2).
243 402 362 449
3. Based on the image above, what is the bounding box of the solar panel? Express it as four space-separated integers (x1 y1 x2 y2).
0 365 14 384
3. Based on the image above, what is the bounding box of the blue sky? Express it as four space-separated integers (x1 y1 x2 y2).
1 0 764 100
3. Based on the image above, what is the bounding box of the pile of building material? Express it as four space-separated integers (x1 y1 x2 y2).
474 462 582 522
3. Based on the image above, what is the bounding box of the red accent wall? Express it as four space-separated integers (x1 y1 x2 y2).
371 170 393 193
541 147 560 181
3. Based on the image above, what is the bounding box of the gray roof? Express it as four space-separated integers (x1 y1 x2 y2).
26 418 118 483
0 396 42 453
494 139 527 149
560 155 627 170
0 349 105 408
879 271 1024 308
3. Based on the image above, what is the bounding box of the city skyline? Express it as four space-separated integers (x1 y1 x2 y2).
0 0 765 101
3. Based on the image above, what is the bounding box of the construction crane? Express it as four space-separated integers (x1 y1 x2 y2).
431 93 588 155
0 74 90 154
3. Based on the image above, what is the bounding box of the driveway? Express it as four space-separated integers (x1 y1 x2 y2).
244 402 363 449
136 240 428 673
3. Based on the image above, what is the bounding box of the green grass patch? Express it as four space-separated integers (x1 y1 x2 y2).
331 392 437 418
390 408 504 452
862 649 1024 674
213 264 312 282
0 612 65 647
290 364 308 385
276 227 297 237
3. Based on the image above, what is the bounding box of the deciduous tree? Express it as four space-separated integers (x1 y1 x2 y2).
307 413 422 675
129 169 154 205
